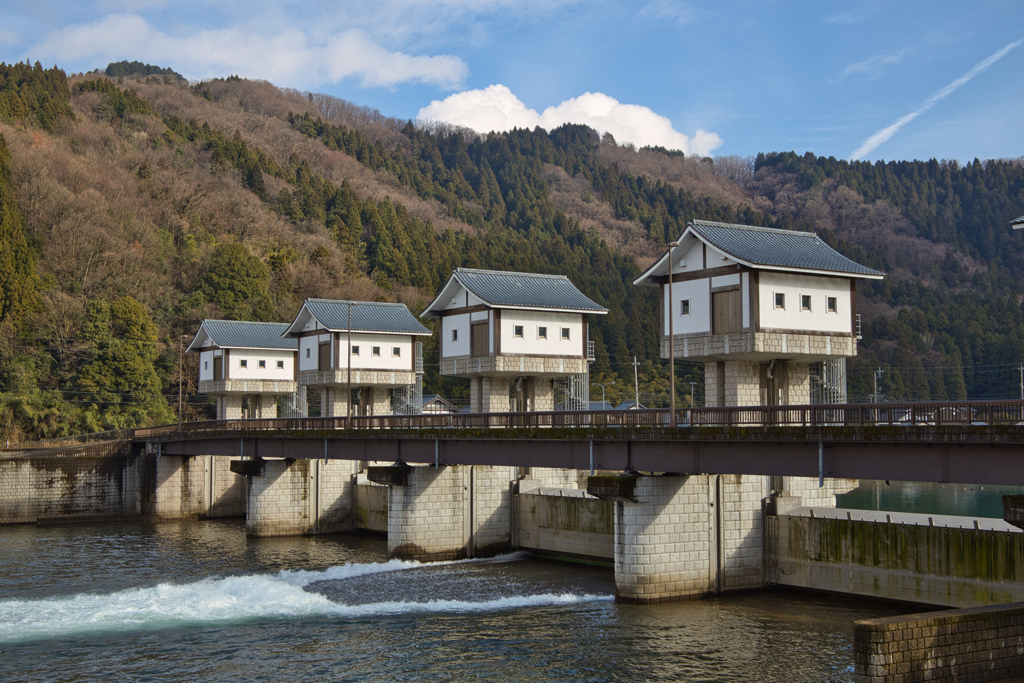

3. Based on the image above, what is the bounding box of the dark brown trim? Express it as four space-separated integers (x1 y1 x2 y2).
751 271 760 332
295 329 328 338
850 280 858 336
710 284 741 294
702 243 707 269
646 264 746 285
223 349 230 380
494 309 501 355
436 304 490 318
582 315 588 357
658 284 665 340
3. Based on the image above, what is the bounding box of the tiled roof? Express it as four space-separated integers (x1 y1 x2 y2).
1012 215 1024 226
188 320 295 351
689 220 884 277
299 299 432 335
452 268 608 312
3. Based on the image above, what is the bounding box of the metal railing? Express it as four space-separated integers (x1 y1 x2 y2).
130 399 1024 442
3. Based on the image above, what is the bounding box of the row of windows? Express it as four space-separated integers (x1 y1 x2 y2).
303 346 402 358
204 359 285 370
452 326 572 341
677 295 841 315
774 293 839 313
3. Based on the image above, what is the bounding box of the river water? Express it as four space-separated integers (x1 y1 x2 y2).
0 519 906 682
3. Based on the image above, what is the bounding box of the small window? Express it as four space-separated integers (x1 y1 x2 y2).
774 293 785 309
827 297 838 313
258 360 266 369
276 360 284 369
392 347 401 357
240 359 248 368
514 325 524 338
561 327 570 340
452 329 458 342
372 346 381 357
351 345 360 356
681 299 690 315
306 348 311 358
801 295 811 311
538 326 547 339
204 361 208 370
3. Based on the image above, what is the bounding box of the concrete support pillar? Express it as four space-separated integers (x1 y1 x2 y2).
483 377 511 413
221 395 243 420
534 379 555 412
387 464 513 560
322 387 347 418
370 387 391 416
246 458 357 537
151 455 210 519
608 473 768 602
787 364 811 405
724 360 760 407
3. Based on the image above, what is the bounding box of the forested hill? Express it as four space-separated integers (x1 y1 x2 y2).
0 61 1022 440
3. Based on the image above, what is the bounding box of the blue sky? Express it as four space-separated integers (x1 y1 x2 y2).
4 0 1023 162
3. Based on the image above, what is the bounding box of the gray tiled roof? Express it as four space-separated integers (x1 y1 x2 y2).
190 320 295 351
300 299 431 335
689 220 884 277
453 268 608 312
1013 215 1024 225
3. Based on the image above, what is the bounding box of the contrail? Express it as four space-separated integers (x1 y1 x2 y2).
850 38 1024 160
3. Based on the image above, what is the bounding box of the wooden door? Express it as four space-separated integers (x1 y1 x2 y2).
471 322 488 357
712 289 741 334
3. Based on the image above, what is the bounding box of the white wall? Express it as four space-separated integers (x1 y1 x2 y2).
758 272 852 334
298 333 331 372
441 313 471 358
223 349 295 380
664 278 711 336
500 310 584 356
198 348 221 381
341 332 415 371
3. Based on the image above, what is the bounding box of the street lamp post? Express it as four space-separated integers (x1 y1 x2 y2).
591 380 614 408
667 241 681 424
690 381 697 408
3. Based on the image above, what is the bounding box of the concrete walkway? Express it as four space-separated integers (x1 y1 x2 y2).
785 506 1023 532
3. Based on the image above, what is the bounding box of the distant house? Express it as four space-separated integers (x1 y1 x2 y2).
1013 215 1024 230
284 299 432 417
420 394 460 415
616 400 647 410
421 268 608 413
187 320 297 420
634 220 884 407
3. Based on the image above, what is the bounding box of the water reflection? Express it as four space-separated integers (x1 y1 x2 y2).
838 479 1024 518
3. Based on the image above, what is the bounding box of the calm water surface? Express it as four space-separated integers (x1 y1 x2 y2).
837 479 1024 518
0 520 906 682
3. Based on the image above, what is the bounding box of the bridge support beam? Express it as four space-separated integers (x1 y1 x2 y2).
603 474 770 603
386 464 515 561
246 458 358 537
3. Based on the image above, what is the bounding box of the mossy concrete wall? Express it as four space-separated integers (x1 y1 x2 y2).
0 442 143 524
516 491 614 559
354 481 388 532
770 514 1024 608
247 458 357 537
854 602 1024 682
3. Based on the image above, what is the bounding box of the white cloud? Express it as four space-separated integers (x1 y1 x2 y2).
637 1 698 27
835 48 912 83
851 38 1024 160
27 14 467 90
417 85 723 156
0 29 19 47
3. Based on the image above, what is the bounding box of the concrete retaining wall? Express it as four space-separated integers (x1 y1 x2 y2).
354 481 388 532
0 442 141 524
516 490 614 559
247 458 357 537
854 602 1024 682
770 514 1024 608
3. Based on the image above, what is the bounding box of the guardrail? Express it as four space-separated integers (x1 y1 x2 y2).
131 399 1024 441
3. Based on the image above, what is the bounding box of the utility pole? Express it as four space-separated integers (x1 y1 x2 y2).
873 368 884 403
667 241 681 424
690 381 697 408
178 335 184 430
632 356 640 407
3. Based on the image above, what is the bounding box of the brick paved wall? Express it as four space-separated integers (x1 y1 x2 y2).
854 603 1024 682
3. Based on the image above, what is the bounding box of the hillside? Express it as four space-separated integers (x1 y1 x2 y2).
1 61 1023 440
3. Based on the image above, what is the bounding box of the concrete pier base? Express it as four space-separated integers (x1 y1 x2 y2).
246 458 358 537
151 454 244 519
385 464 515 561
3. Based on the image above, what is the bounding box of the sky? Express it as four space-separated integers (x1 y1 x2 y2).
4 0 1024 162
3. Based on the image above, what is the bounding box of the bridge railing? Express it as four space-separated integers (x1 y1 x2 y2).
128 399 1024 442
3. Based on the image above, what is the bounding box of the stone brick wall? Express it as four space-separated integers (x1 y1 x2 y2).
472 465 514 554
313 458 358 533
664 330 855 362
248 459 311 537
720 474 768 591
615 475 716 602
389 465 467 560
441 356 588 378
0 442 136 524
152 455 209 519
854 603 1024 682
724 361 760 406
528 467 588 489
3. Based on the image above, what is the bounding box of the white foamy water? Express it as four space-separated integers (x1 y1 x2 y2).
0 555 611 643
